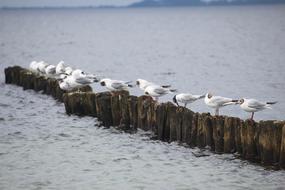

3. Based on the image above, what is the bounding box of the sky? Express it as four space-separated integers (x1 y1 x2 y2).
0 0 141 8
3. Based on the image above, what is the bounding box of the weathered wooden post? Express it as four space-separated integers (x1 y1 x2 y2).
33 76 47 92
257 121 284 166
196 113 214 150
4 67 12 84
240 120 258 161
110 91 131 130
280 124 285 168
168 104 181 142
137 96 155 131
95 92 113 127
19 70 35 90
180 108 195 145
156 102 169 141
128 96 138 130
212 116 225 153
63 92 97 117
224 117 241 153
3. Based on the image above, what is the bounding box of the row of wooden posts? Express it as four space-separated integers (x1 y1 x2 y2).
4 66 285 169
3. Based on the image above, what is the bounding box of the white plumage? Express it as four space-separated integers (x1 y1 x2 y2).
173 93 205 107
239 98 277 120
144 85 176 101
204 93 238 115
100 78 132 92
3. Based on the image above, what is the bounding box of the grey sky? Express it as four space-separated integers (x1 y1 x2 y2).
0 0 141 8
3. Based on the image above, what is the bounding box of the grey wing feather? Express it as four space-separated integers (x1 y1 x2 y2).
111 82 126 89
247 100 266 109
154 88 167 95
75 77 92 85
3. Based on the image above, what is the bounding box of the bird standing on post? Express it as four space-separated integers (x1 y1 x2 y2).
204 92 238 116
238 98 277 120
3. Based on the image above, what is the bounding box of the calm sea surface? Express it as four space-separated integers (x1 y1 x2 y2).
1 5 285 190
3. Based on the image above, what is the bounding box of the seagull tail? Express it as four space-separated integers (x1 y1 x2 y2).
198 94 206 99
170 89 177 93
128 84 133 88
223 100 238 106
125 81 133 84
231 99 239 105
161 85 171 88
267 101 277 105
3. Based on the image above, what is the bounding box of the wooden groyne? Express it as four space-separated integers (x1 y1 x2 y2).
4 66 285 169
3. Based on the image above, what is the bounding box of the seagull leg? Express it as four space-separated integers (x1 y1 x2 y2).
215 108 219 116
250 112 254 120
184 103 187 108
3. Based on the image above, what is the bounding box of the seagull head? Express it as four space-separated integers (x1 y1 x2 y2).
136 80 140 86
100 79 108 86
207 92 213 99
238 98 245 105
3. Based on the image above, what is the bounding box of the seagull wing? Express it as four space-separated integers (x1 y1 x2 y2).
247 99 266 109
153 87 167 95
211 96 233 105
75 77 92 85
111 82 126 90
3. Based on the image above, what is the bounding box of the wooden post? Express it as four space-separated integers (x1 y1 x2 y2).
95 92 113 127
257 121 284 165
280 124 285 168
196 113 214 150
110 91 130 130
128 96 138 130
212 116 225 154
137 96 155 131
240 120 258 161
224 117 240 153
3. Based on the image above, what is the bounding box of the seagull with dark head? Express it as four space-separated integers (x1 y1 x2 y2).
100 78 133 92
136 78 171 91
173 93 205 108
144 85 176 101
238 98 277 120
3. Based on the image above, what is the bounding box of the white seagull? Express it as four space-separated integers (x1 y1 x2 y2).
136 78 171 91
144 85 176 101
100 78 133 92
58 70 98 91
238 98 277 120
55 61 66 75
45 64 56 78
204 92 238 116
29 61 39 73
37 61 49 75
173 93 205 107
64 66 73 76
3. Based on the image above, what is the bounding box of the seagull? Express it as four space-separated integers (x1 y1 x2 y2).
100 78 133 92
71 69 99 82
238 98 277 120
58 71 98 92
64 66 73 76
136 78 171 91
173 93 205 107
56 61 66 75
144 85 176 101
45 65 56 78
29 61 39 73
37 61 49 75
204 92 238 116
